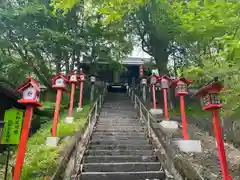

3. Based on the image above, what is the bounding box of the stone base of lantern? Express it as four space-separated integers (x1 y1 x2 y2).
77 107 83 112
46 137 60 147
174 139 202 153
149 108 163 115
64 116 74 124
159 120 179 130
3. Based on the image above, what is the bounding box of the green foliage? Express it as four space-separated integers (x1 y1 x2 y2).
51 0 79 14
165 0 240 118
15 105 90 180
169 103 208 118
0 0 133 89
51 0 148 22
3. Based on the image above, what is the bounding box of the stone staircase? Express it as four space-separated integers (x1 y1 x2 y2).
80 93 165 180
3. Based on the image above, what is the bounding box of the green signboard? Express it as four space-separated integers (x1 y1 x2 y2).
1 108 23 144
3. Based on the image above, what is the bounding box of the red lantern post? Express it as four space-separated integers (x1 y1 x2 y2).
51 73 68 136
139 65 144 77
66 72 78 120
194 81 232 180
160 76 170 120
13 77 41 180
150 74 158 109
171 78 192 140
77 71 85 112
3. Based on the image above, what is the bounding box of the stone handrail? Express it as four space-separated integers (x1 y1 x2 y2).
51 85 107 180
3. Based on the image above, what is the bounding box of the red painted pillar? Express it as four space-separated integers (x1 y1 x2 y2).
139 65 144 77
163 89 169 120
13 107 33 180
212 110 232 180
52 90 63 136
152 85 156 109
69 83 76 117
180 95 189 140
78 81 84 109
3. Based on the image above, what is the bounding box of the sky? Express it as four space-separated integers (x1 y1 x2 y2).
129 46 152 58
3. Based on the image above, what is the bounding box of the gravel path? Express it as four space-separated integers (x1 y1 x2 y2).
187 124 240 180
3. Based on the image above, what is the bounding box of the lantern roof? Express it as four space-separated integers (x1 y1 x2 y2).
194 81 223 96
159 75 170 81
148 74 159 84
170 77 192 88
79 71 85 75
66 71 77 79
149 74 159 79
17 77 40 92
77 71 85 77
139 76 148 80
52 73 68 82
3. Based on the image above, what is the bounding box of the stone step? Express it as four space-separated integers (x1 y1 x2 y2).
99 111 136 113
83 162 161 172
97 120 140 126
101 109 135 112
98 117 137 119
95 128 144 132
100 114 137 116
91 132 146 136
100 113 137 115
90 139 149 145
99 117 137 119
99 115 138 118
101 111 136 114
93 130 146 133
95 124 142 127
86 150 153 156
96 124 142 127
99 117 138 120
96 121 140 124
80 171 165 180
88 144 152 150
101 109 135 111
95 126 143 130
97 121 140 123
84 155 157 163
91 136 147 141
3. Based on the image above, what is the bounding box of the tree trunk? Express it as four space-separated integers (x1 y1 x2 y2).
70 50 76 72
56 61 61 73
152 44 169 75
65 59 70 74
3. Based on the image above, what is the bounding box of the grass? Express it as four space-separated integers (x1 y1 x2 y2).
0 153 7 165
5 104 90 180
41 101 55 109
169 103 209 118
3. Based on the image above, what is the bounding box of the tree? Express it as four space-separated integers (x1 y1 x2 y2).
0 0 132 89
172 0 240 117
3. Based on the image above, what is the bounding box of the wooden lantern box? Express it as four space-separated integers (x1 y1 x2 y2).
52 73 68 90
160 76 170 89
17 77 41 107
194 82 223 111
67 72 78 83
171 77 192 96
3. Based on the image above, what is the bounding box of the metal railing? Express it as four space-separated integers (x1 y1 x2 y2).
51 85 107 180
127 87 204 180
86 86 106 133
